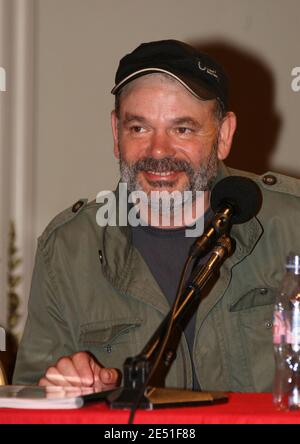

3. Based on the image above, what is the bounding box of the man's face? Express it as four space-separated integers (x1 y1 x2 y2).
112 74 233 196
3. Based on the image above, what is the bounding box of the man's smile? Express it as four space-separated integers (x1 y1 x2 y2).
142 169 184 182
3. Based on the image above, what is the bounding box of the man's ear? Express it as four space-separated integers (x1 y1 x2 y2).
217 111 237 160
111 110 120 159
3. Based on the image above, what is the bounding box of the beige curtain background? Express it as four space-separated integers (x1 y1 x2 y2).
0 0 34 335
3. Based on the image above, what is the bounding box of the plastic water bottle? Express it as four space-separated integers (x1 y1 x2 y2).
286 256 300 410
273 254 300 410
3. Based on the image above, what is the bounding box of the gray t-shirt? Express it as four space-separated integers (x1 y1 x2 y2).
131 211 213 389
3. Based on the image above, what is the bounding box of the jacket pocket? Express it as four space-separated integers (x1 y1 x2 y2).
229 287 276 312
79 318 142 346
228 287 276 391
78 318 143 369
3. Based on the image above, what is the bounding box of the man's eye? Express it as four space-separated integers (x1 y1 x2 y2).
176 127 193 134
130 126 146 133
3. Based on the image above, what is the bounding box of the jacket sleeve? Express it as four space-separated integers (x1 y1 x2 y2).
13 243 69 385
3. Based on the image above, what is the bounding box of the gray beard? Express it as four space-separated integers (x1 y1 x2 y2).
119 142 219 198
119 144 219 217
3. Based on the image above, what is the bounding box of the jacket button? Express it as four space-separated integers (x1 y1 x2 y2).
105 344 112 353
72 200 84 213
265 320 273 329
262 174 277 186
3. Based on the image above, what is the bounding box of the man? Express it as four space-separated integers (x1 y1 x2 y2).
13 40 300 392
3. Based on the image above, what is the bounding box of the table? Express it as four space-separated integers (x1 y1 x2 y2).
0 393 300 424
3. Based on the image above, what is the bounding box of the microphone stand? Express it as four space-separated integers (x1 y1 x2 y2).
107 234 235 410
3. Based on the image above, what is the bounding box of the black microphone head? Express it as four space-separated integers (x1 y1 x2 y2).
210 176 262 224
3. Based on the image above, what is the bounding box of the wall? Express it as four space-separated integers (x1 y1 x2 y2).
0 0 34 333
34 0 300 239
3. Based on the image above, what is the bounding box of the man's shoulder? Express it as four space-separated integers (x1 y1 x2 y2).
227 167 300 226
38 198 101 250
228 166 300 199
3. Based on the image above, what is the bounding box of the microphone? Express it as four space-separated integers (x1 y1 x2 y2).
190 176 262 258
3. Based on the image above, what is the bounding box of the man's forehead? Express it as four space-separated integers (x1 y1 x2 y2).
120 73 183 95
118 73 216 109
122 111 203 127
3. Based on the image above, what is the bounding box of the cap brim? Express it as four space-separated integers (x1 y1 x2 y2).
111 67 217 102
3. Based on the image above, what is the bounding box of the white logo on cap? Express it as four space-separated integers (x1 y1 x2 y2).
198 61 219 79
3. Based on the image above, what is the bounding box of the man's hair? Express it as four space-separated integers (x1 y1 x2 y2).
114 73 226 123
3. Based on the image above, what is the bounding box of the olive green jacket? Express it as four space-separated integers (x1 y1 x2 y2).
13 163 300 391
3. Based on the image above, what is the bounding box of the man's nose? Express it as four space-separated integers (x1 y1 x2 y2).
146 130 176 159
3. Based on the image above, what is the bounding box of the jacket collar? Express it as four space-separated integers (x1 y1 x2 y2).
101 162 263 312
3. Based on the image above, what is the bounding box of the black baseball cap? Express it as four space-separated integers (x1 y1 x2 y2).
111 39 229 111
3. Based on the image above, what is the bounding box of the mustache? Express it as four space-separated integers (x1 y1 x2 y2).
132 157 194 175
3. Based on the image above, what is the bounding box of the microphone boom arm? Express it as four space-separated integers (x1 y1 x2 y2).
108 234 235 409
